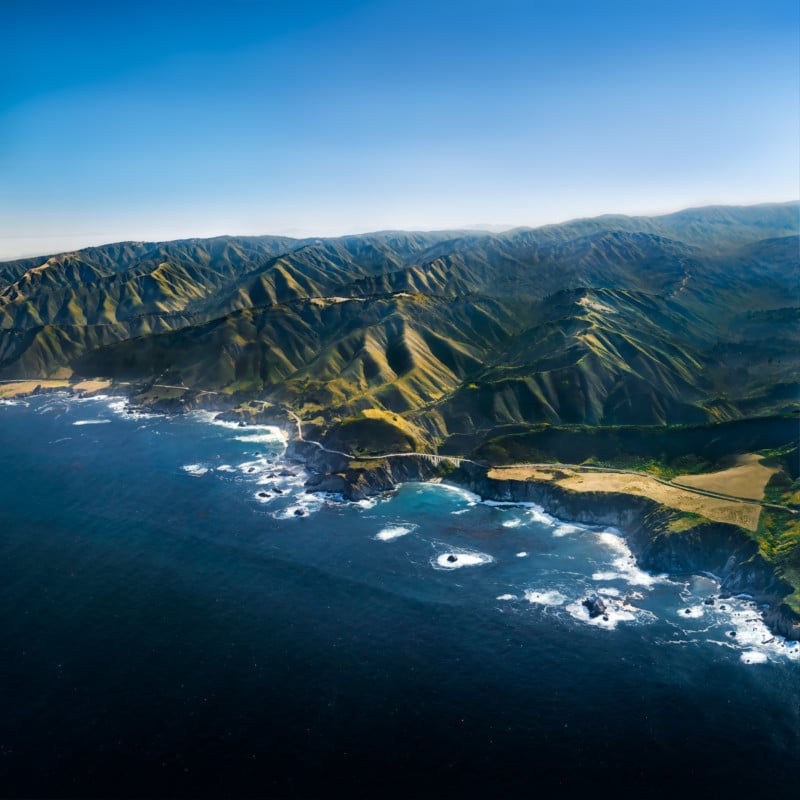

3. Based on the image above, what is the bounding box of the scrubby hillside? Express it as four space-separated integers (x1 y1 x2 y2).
1 203 797 444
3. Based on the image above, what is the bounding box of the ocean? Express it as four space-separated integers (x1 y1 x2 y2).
1 394 798 797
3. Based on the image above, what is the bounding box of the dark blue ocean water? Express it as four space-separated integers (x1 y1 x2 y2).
1 394 798 798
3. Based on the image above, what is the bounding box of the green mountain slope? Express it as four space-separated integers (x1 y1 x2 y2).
1 203 797 441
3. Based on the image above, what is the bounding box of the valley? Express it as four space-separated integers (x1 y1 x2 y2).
2 203 798 622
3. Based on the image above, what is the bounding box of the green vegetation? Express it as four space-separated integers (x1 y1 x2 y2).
471 417 798 474
346 458 389 470
1 205 799 610
324 411 426 456
757 510 800 613
666 512 706 533
1 204 796 436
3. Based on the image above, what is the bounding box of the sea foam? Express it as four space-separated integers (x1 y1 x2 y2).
524 589 568 606
234 432 285 444
592 530 668 588
565 600 639 630
432 550 493 570
182 464 209 477
191 411 287 445
375 524 417 542
432 483 481 504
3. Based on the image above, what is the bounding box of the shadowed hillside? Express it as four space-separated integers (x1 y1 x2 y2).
1 203 797 442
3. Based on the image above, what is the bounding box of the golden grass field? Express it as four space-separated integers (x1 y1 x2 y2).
672 454 777 500
488 457 775 532
0 379 111 400
0 380 70 399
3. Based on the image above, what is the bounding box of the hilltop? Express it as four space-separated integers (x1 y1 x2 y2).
1 203 797 430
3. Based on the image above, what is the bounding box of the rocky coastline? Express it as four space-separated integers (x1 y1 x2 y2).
285 443 800 642
6 380 798 642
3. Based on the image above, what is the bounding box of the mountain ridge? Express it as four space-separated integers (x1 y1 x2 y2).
1 202 797 439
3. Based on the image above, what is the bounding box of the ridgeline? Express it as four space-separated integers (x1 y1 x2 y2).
2 202 798 623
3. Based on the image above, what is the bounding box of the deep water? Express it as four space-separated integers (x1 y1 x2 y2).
1 394 798 798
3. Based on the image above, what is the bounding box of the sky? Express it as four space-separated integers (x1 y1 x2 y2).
1 0 798 259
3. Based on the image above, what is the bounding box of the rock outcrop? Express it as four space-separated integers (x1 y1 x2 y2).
452 463 799 640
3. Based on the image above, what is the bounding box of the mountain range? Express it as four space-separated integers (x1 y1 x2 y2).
1 202 797 453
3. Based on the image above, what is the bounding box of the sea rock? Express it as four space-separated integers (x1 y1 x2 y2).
451 464 800 641
304 473 349 494
582 593 607 619
286 446 800 641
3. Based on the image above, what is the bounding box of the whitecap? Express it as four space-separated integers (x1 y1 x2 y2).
432 550 493 570
565 600 638 630
318 493 382 510
502 518 524 528
257 470 306 489
552 523 584 537
271 494 324 520
433 483 481 504
524 589 567 606
353 496 382 509
105 398 161 419
740 651 768 665
182 464 208 477
526 507 559 526
191 412 288 443
496 594 517 601
216 465 237 472
595 531 629 553
239 459 271 476
375 524 417 542
593 531 668 588
597 587 621 597
234 432 285 444
711 599 800 663
482 500 559 526
73 419 111 426
515 551 528 558
591 570 622 582
678 605 706 619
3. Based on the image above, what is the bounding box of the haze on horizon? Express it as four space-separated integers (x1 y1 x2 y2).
1 0 797 261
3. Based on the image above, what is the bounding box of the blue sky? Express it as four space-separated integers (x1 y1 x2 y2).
1 0 797 258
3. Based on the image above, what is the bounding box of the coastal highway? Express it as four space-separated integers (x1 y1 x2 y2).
285 409 799 516
2 380 794 517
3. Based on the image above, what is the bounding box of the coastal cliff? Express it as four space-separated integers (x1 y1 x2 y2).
286 446 800 641
458 465 799 641
460 465 799 640
287 440 441 497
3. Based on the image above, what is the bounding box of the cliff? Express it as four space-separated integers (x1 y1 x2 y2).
455 464 800 640
285 446 800 640
287 440 440 499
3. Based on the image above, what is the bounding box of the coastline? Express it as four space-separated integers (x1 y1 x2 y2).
285 439 800 642
4 377 799 642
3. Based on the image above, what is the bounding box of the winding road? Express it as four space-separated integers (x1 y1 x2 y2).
2 380 795 516
284 409 798 516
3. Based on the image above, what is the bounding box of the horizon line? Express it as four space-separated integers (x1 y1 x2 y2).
2 199 798 262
